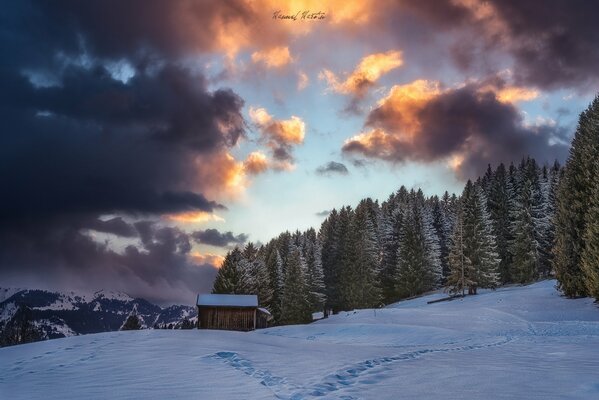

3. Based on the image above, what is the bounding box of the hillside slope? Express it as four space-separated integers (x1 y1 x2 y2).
1 280 598 399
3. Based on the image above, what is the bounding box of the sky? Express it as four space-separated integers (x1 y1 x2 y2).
0 0 597 305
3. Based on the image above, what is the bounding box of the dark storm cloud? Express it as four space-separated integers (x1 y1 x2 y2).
191 229 248 247
315 161 350 176
0 1 247 303
0 220 217 304
343 81 569 179
400 0 599 89
0 64 238 223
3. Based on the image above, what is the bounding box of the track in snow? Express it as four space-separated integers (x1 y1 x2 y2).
206 335 513 399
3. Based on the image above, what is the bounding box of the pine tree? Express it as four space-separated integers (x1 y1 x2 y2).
241 243 272 305
555 95 599 297
581 171 599 299
212 248 245 294
510 184 538 284
303 229 326 312
379 198 404 303
264 242 283 321
462 181 500 293
446 203 474 296
341 200 382 309
394 191 440 298
487 163 512 283
280 246 312 324
319 209 340 315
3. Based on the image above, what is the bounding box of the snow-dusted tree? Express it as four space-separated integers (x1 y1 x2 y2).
333 206 353 312
379 197 404 303
394 191 440 298
555 95 599 297
341 200 382 309
446 203 473 296
242 242 272 306
303 228 326 312
487 163 512 283
462 181 500 294
581 171 599 299
264 242 283 321
509 176 539 284
280 246 312 324
212 247 245 294
423 200 442 286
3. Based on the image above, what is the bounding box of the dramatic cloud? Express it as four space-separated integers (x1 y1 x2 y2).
343 77 569 178
316 161 350 176
0 1 256 303
320 51 403 99
401 0 599 89
249 107 305 169
0 220 218 304
191 229 248 247
0 64 242 223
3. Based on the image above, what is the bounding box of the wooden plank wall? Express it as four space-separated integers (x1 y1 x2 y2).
198 306 257 331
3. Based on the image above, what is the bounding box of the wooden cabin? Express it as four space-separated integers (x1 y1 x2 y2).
196 294 272 331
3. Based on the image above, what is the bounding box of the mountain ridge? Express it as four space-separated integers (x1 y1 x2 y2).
0 287 197 346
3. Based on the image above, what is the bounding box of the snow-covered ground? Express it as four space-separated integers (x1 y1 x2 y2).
1 280 599 399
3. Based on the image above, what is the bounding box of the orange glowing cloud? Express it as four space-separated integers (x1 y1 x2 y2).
368 79 441 138
251 46 293 68
191 251 225 268
249 107 305 145
243 151 270 175
343 75 564 179
190 152 248 201
320 50 403 97
248 106 305 170
494 86 539 103
166 211 225 224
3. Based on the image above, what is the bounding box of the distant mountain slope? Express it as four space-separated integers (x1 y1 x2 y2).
0 288 197 345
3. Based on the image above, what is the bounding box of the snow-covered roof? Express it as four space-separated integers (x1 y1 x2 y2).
196 294 258 308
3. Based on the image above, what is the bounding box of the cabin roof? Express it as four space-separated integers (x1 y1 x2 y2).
196 294 258 307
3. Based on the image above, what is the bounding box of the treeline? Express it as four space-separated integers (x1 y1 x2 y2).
212 158 562 325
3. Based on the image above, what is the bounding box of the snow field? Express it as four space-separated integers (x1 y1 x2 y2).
1 280 599 399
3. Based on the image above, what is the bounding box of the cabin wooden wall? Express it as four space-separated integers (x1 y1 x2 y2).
198 306 256 331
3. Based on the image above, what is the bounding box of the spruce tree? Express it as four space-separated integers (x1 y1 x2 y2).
341 200 382 309
304 229 326 312
581 171 599 299
462 181 500 294
319 209 340 315
446 203 474 296
394 191 440 298
555 95 599 297
263 242 283 321
212 248 245 294
487 163 512 283
280 247 312 324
